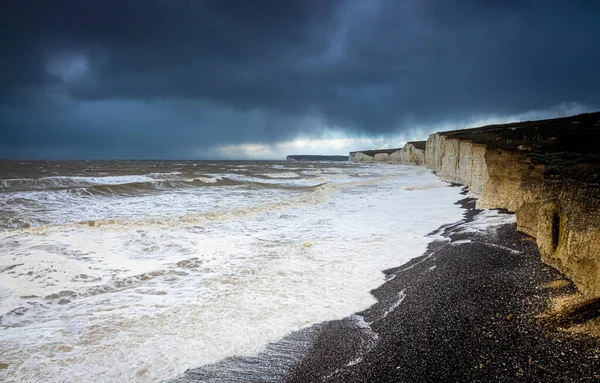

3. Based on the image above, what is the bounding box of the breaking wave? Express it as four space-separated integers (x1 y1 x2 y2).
0 175 243 198
258 172 301 179
0 174 178 192
15 182 340 232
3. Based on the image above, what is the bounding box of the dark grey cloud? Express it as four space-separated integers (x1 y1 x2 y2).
1 0 600 158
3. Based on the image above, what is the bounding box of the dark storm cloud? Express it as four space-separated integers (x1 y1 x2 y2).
1 0 339 102
1 0 600 158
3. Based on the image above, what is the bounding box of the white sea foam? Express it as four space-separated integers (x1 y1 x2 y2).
457 209 516 234
258 172 301 179
404 183 442 191
219 173 325 187
0 164 465 382
377 289 407 321
451 239 473 245
188 176 222 183
475 242 522 255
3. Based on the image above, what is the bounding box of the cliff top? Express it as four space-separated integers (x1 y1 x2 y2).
351 142 426 157
351 148 402 156
407 141 427 150
440 112 600 155
438 111 600 184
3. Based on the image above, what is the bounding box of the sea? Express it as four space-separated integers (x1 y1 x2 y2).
0 160 466 382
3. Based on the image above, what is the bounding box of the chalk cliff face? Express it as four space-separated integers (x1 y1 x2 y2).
476 154 600 296
422 113 600 297
425 134 488 195
374 153 389 162
353 112 600 297
350 142 426 165
350 152 375 162
537 180 600 296
393 143 426 165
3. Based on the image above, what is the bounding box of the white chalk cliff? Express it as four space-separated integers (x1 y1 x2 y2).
350 116 600 297
349 142 426 165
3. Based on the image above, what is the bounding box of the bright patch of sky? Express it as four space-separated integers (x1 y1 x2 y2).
212 102 589 160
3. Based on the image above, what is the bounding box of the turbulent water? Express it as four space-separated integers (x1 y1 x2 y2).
0 160 465 382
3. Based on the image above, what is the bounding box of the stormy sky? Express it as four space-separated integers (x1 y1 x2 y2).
1 0 599 159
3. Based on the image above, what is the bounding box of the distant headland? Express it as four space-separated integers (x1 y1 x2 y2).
286 155 349 162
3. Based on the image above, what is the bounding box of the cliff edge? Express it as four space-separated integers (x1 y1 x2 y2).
351 112 600 297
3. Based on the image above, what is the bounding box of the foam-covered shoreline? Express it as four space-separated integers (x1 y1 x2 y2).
171 192 600 382
0 162 467 382
286 197 600 382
